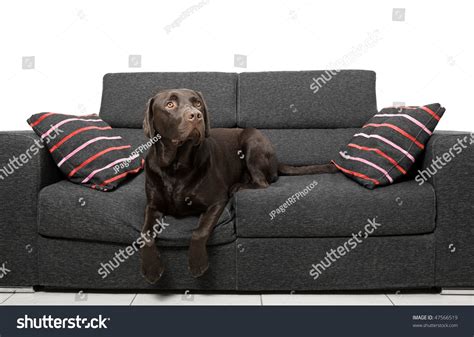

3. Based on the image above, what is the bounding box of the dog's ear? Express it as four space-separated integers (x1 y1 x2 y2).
195 91 210 137
143 97 155 138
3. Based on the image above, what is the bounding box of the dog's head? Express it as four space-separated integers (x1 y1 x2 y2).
143 89 210 145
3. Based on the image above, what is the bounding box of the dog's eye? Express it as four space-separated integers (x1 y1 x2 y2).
194 101 202 108
166 101 175 109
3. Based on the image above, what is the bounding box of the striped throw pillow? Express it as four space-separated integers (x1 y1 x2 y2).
28 112 144 191
332 103 445 189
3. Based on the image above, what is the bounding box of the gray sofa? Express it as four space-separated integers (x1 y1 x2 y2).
1 70 473 291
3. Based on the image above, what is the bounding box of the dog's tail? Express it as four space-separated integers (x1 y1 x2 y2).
277 162 338 176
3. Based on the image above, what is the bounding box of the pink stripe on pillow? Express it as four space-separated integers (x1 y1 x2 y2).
374 114 432 135
81 156 137 183
57 136 122 167
41 118 103 139
348 143 407 174
386 106 419 110
363 123 424 149
339 151 394 183
353 133 415 163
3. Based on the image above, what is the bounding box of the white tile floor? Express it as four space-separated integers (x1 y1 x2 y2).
386 293 474 306
133 293 261 306
2 291 136 306
261 294 393 306
0 291 472 306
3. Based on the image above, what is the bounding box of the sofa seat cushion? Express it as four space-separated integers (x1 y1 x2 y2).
38 173 235 247
235 173 435 237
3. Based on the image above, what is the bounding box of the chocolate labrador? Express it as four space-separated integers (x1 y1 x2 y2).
140 88 337 283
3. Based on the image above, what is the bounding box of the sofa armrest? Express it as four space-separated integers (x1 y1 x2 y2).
420 131 474 287
0 131 62 287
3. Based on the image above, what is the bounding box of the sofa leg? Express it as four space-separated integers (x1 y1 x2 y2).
441 288 474 295
0 286 34 293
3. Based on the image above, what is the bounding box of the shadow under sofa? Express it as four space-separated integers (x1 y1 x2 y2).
0 70 472 292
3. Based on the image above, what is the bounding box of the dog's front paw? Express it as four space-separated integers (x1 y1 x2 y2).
189 257 209 278
140 246 165 284
188 244 209 278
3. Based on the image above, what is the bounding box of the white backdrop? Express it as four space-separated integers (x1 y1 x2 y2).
1 0 473 131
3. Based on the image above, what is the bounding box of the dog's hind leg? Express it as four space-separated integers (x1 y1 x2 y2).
240 128 279 188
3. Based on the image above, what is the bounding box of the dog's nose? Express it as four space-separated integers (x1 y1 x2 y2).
186 110 203 122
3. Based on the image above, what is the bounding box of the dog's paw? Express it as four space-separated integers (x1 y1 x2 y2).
188 247 209 278
140 247 164 284
141 260 164 284
189 259 209 278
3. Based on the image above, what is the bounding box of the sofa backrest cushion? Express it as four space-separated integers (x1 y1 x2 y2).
238 70 377 128
261 128 358 165
100 72 238 128
111 128 356 166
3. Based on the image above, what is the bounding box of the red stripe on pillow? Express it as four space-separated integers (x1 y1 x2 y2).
363 123 424 149
68 145 131 178
331 161 380 185
50 126 112 153
420 106 441 121
97 160 144 187
348 143 407 174
30 113 54 127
